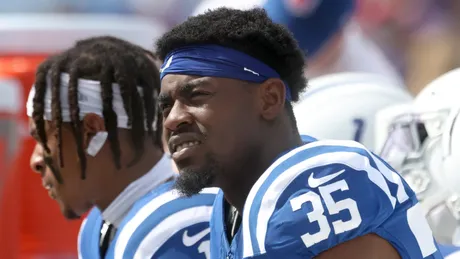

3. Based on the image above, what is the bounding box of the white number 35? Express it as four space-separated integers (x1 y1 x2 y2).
289 179 362 248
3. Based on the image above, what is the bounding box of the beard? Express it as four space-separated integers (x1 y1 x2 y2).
58 199 81 220
63 208 81 220
174 154 220 197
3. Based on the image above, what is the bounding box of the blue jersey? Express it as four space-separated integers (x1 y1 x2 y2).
78 181 217 259
210 138 442 259
439 244 460 258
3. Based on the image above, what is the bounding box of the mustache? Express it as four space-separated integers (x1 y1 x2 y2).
44 156 64 184
168 123 207 139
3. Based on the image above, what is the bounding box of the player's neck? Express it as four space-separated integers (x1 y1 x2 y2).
224 132 303 213
93 147 164 211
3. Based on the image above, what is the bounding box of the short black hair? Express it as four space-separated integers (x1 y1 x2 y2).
155 8 307 127
32 36 162 181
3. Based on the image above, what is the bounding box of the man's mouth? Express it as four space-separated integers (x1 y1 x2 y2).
173 140 201 153
43 182 56 199
43 183 52 190
169 133 203 154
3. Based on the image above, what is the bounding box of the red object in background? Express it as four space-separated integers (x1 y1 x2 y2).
0 55 82 259
355 0 397 30
0 14 168 258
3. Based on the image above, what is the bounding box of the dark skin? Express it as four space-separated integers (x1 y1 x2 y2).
160 75 300 209
29 113 163 219
159 74 401 258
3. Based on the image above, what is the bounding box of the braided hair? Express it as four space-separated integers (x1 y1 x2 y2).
32 36 162 181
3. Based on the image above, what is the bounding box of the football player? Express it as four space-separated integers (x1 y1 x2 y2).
28 36 216 259
157 8 441 258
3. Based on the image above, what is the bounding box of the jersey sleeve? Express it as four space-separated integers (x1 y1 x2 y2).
77 208 103 259
77 218 87 259
113 188 217 259
242 140 441 259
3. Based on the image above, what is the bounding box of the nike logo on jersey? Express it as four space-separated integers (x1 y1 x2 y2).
182 228 211 247
308 169 346 188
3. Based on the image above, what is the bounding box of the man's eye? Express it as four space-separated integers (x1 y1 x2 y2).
159 103 171 111
190 91 210 98
159 104 172 116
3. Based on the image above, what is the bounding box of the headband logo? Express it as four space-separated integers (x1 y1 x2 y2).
160 55 174 73
244 67 259 76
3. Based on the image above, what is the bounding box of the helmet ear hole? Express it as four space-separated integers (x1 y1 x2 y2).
416 122 428 144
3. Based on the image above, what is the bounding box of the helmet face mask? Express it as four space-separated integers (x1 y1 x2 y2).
378 104 460 245
379 110 448 173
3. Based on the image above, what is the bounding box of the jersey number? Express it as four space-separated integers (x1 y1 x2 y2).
352 118 365 143
290 179 362 248
198 240 210 259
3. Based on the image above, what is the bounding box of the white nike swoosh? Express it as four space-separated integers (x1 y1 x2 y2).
308 169 346 188
160 55 174 73
182 227 211 247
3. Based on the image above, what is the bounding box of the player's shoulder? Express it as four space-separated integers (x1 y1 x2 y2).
241 138 418 258
113 181 218 258
246 137 399 202
79 206 103 237
130 180 218 214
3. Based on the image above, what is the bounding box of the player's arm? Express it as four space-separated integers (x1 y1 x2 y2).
315 233 400 259
271 160 401 258
248 141 440 258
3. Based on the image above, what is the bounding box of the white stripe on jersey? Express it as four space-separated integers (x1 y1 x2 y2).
242 139 398 258
407 203 438 257
114 187 219 259
447 251 460 259
78 218 88 259
369 152 409 203
133 206 213 258
114 189 181 259
200 188 220 195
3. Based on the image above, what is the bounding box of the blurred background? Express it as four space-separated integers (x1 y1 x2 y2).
0 0 459 258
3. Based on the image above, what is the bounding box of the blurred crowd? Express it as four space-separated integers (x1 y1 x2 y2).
2 0 460 258
356 0 460 94
2 0 460 95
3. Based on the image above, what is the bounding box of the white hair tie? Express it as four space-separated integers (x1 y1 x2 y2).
26 73 144 129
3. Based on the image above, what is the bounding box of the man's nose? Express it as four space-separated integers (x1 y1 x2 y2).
30 144 45 174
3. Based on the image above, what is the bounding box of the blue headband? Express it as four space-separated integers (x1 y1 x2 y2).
159 44 292 101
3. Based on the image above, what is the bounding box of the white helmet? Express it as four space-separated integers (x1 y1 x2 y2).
377 68 460 245
293 72 412 151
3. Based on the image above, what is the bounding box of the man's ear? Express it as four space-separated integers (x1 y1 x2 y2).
82 113 107 157
257 78 287 121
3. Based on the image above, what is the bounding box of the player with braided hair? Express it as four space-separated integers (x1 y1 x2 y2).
28 36 216 258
